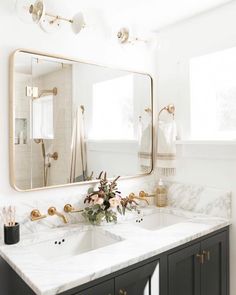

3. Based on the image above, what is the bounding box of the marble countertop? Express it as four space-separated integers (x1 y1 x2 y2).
0 206 231 295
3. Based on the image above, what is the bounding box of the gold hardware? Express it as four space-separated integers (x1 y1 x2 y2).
48 207 68 224
128 192 149 205
64 204 83 213
158 104 175 120
196 253 204 264
30 209 47 221
144 107 152 113
48 152 58 161
119 289 128 295
203 250 210 261
39 87 58 97
117 28 130 44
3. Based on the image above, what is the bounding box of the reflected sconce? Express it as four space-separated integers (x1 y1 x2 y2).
15 0 86 34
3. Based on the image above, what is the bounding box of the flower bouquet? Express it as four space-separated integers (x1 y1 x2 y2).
82 172 138 225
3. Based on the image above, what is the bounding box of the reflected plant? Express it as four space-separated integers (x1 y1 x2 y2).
82 172 138 225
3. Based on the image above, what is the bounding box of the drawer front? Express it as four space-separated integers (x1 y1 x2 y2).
115 260 159 295
76 279 114 295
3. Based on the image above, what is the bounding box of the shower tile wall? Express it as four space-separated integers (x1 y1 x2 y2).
34 66 73 187
14 67 72 189
15 73 44 190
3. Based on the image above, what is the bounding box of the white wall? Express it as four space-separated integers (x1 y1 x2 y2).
155 2 236 293
0 0 157 221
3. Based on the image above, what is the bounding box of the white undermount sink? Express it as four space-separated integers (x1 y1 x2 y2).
133 212 188 231
30 228 123 261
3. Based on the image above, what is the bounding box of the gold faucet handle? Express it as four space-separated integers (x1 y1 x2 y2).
48 207 68 224
128 193 136 199
30 209 47 221
139 190 148 199
64 204 83 213
48 207 57 216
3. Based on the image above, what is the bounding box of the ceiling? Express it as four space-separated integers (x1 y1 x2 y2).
47 0 234 31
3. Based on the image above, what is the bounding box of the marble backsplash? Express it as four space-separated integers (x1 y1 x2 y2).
0 177 231 237
167 182 231 219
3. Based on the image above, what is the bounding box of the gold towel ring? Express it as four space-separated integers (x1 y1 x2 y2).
158 104 175 120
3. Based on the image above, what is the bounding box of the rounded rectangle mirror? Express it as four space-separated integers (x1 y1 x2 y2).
10 49 153 191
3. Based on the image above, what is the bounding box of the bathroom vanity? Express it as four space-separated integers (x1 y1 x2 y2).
4 49 231 295
0 207 230 295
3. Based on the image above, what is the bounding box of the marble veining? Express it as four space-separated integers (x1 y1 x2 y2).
0 181 231 295
0 206 230 295
167 182 231 219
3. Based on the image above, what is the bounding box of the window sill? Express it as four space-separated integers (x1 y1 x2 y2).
175 140 236 145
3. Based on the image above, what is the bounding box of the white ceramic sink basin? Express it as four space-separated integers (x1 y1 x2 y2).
133 212 187 231
30 228 122 261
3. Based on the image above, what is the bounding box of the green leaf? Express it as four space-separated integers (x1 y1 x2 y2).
88 187 94 194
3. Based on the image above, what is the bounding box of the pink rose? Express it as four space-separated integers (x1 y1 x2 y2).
91 194 104 205
94 197 104 205
109 197 121 208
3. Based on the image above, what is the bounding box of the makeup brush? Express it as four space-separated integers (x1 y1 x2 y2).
2 206 17 227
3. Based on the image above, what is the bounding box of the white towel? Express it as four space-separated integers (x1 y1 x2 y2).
138 116 152 173
32 95 54 139
69 107 87 182
156 119 177 177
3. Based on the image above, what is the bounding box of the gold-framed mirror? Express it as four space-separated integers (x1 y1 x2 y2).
10 49 153 191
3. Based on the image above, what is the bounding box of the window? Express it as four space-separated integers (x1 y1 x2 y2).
190 47 236 140
89 74 135 140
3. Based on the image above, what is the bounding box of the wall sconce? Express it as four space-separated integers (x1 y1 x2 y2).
15 0 86 34
116 27 148 45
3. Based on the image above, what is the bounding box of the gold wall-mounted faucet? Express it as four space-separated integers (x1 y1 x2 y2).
30 209 47 221
129 192 149 205
64 204 83 213
128 191 156 205
48 207 68 224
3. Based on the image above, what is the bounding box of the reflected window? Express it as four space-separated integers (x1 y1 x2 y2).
190 47 236 140
89 74 135 140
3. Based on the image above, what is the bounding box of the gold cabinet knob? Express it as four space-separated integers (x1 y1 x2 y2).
119 289 128 295
196 253 204 264
203 250 210 261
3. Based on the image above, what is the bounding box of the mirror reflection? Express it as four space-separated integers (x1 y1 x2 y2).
11 51 153 191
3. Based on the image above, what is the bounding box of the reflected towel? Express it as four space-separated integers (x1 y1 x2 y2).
156 119 177 177
32 95 54 139
70 107 87 182
138 119 152 173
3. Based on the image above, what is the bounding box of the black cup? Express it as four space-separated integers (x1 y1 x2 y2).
4 223 20 245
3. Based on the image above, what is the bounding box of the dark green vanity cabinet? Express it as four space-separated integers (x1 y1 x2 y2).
75 279 114 295
0 227 229 295
167 230 229 295
74 261 158 295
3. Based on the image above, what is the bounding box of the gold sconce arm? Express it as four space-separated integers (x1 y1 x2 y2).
30 209 47 221
64 204 83 213
48 207 68 224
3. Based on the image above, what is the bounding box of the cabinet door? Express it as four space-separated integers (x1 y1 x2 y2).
201 231 228 295
168 243 201 295
76 279 114 295
115 260 158 295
